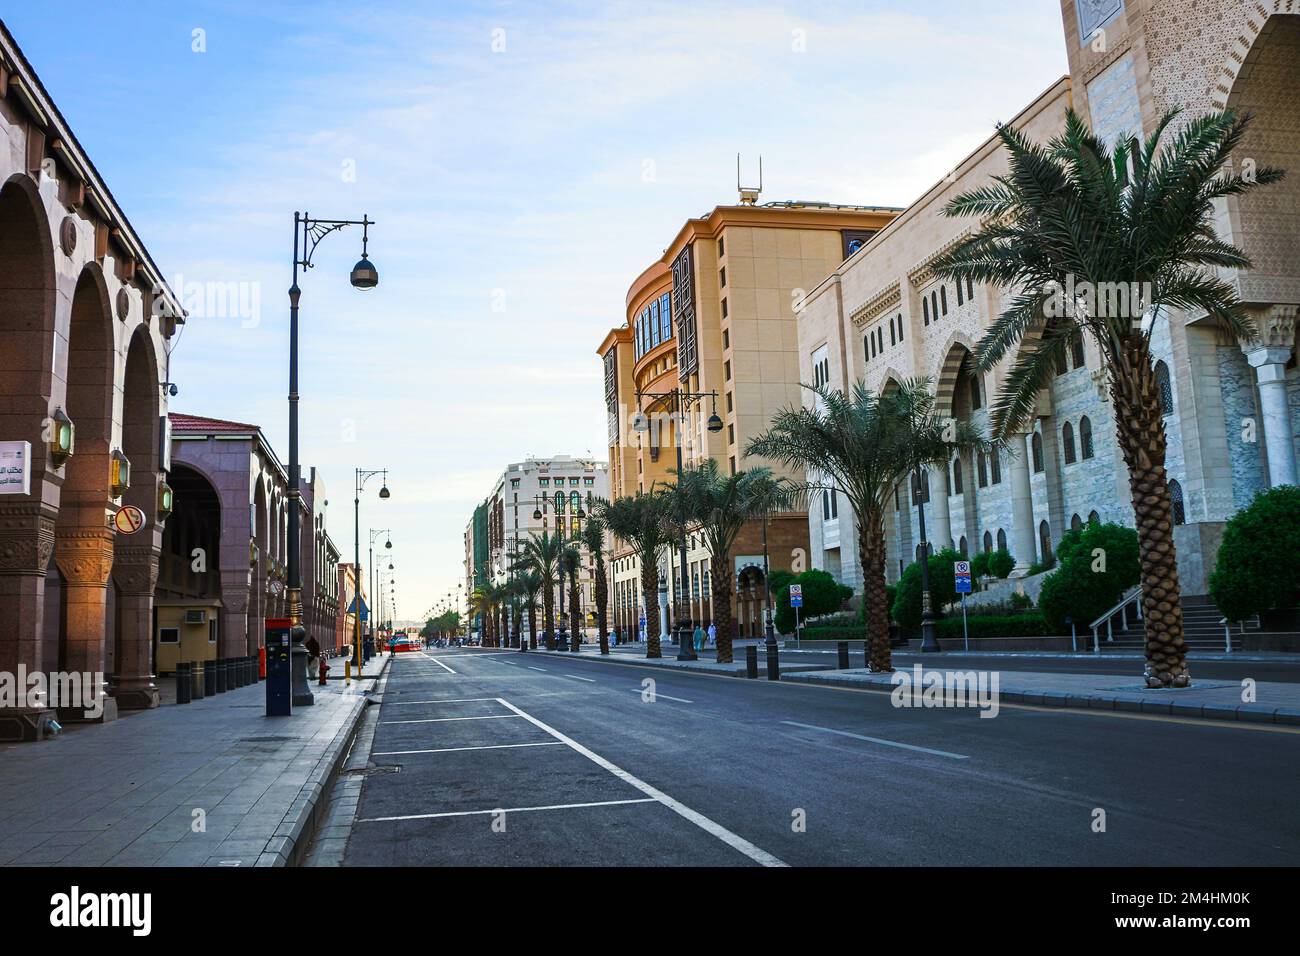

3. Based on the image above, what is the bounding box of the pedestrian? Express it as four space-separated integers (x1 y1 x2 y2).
707 621 716 647
693 623 705 653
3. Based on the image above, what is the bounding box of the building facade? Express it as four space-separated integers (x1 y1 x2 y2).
598 201 899 639
797 0 1299 602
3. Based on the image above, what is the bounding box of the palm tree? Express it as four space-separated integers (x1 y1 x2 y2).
748 379 982 673
599 490 673 658
665 460 797 664
561 541 582 651
929 109 1282 688
580 514 611 654
513 530 564 650
518 569 543 650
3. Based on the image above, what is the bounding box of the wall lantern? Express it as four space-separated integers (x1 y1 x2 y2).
110 450 131 499
157 482 174 522
49 407 75 467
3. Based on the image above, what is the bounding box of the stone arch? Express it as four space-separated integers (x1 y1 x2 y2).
933 333 978 418
1211 5 1298 112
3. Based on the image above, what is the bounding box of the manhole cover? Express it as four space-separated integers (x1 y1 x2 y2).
344 765 401 776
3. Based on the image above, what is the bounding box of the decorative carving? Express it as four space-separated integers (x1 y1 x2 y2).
53 527 114 585
0 506 57 574
115 286 129 322
850 280 901 329
111 544 161 595
59 215 77 256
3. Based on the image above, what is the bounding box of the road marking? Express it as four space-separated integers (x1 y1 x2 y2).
386 697 501 705
495 697 787 867
381 714 524 725
374 742 563 756
528 666 548 672
358 798 657 823
639 690 692 704
564 675 596 683
419 653 457 674
781 720 970 760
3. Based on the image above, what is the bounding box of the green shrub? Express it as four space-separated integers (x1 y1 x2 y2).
988 548 1015 578
936 612 1063 641
1210 486 1300 621
1038 521 1140 631
1009 591 1034 610
970 552 990 577
892 548 962 635
775 568 852 634
800 625 869 642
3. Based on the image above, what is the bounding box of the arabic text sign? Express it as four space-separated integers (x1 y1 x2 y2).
0 441 32 496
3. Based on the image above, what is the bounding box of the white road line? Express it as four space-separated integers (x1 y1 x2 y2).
495 697 787 867
640 690 692 704
781 720 970 760
564 675 596 683
528 666 548 672
374 742 563 756
358 798 657 823
419 653 457 674
385 698 501 706
381 714 524 725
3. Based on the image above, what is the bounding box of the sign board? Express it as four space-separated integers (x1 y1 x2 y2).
789 583 803 608
347 595 369 622
954 561 972 595
0 441 32 496
113 505 147 535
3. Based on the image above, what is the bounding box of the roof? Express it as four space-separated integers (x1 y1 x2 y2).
170 413 262 435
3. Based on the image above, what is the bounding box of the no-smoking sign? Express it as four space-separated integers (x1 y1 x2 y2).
113 505 147 535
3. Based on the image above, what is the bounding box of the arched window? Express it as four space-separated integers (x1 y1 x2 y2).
1071 336 1086 369
969 374 981 410
1038 520 1053 567
1080 416 1094 459
996 528 1007 552
1031 432 1044 473
1155 360 1173 416
990 450 1002 485
952 457 963 495
982 531 993 553
1062 422 1076 464
1088 509 1100 524
1168 478 1185 526
1070 513 1082 532
977 452 988 488
570 491 581 512
959 535 968 556
554 491 565 514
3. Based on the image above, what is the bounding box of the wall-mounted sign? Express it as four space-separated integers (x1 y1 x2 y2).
0 441 32 496
113 505 147 535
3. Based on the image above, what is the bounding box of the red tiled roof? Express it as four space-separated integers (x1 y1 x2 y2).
170 413 262 434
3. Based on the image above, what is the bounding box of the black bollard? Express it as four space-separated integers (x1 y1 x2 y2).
203 660 216 697
176 663 191 704
745 645 758 679
837 641 850 669
216 659 227 694
765 643 780 681
192 661 205 700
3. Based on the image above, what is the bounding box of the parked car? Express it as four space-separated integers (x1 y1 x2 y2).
389 635 422 653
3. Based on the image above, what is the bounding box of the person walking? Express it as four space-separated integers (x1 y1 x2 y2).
693 623 705 653
707 621 717 647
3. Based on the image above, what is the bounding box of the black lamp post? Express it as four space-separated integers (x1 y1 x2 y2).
913 467 941 653
631 386 723 661
353 468 390 672
761 507 776 649
286 213 376 633
369 528 391 658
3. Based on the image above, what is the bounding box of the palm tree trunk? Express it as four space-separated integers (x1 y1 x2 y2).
543 584 555 650
595 562 609 654
1112 342 1189 688
569 571 581 651
858 508 893 673
710 552 736 663
527 602 537 650
641 558 661 658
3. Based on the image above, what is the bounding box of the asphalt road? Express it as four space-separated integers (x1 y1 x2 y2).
342 648 1300 867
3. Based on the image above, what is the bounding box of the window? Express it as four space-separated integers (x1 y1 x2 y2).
977 451 988 488
1088 509 1100 524
729 455 736 474
931 290 939 322
1062 422 1076 464
983 531 993 553
728 424 735 446
719 267 726 289
1080 416 1094 459
959 535 968 556
1038 520 1054 567
940 285 948 315
923 298 930 326
829 490 838 518
584 477 594 486
724 360 731 381
649 301 660 347
822 490 831 521
956 281 964 307
1071 336 1086 370
1071 513 1083 532
952 457 963 495
969 374 981 410
726 391 733 412
510 478 520 488
966 276 974 300
997 528 1007 552
897 314 904 343
660 293 673 340
721 297 728 319
555 491 565 514
1054 346 1068 376
160 627 179 644
1169 479 1185 525
1031 432 1044 473
570 478 580 486
890 321 896 347
539 477 549 487
1155 360 1173 415
717 237 725 258
990 450 1001 485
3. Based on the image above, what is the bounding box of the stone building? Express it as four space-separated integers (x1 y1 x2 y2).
0 23 185 739
797 0 1299 605
597 201 899 640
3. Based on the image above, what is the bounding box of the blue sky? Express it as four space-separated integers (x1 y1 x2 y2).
5 1 1068 622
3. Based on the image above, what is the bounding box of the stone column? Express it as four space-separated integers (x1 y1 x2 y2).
1242 305 1298 489
1008 431 1038 577
52 525 117 722
929 466 952 553
0 505 58 741
221 569 251 659
110 542 161 710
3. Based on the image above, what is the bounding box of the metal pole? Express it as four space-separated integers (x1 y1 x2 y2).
353 469 362 673
762 509 776 649
675 391 696 662
916 469 940 652
287 215 302 626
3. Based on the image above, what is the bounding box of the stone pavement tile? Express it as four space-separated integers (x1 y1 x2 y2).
104 842 172 866
0 830 54 864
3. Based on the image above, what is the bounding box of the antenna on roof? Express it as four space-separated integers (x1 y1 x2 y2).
737 153 763 205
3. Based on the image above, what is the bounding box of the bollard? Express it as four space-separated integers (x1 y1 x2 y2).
235 657 245 687
765 642 780 681
203 660 216 697
837 641 850 669
191 661 205 700
246 655 254 685
240 657 249 687
745 645 758 679
176 663 191 704
216 659 227 694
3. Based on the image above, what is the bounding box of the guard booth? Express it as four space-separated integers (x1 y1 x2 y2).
265 617 293 716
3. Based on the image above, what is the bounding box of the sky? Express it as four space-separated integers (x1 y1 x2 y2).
4 0 1068 624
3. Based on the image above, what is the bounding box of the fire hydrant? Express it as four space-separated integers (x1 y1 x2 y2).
318 656 329 686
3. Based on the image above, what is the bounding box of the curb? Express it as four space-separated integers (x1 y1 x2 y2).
527 647 832 678
780 670 1300 726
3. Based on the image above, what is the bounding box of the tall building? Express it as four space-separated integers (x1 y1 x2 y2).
598 199 900 639
467 455 610 640
797 0 1300 603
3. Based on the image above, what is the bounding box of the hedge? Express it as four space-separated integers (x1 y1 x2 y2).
935 612 1063 641
1209 485 1300 622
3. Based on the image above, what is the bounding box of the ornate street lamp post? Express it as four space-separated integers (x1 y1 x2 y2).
353 468 390 675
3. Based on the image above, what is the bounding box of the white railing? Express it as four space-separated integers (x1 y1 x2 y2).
1089 586 1142 653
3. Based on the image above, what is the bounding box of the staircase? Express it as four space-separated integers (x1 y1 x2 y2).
1094 596 1260 652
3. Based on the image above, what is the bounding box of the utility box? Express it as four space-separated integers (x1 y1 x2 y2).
265 617 293 717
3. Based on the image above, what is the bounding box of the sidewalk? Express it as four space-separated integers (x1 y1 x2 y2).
0 656 389 867
526 642 828 676
783 666 1300 725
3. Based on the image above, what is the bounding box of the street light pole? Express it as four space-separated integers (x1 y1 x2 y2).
353 468 390 675
762 507 776 648
915 468 941 653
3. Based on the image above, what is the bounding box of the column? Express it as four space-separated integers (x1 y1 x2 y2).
1008 430 1037 577
221 569 251 659
53 525 117 721
1243 306 1298 488
929 465 952 552
110 542 162 710
0 506 58 740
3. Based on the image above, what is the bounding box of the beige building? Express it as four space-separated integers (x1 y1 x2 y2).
797 0 1300 609
598 200 899 639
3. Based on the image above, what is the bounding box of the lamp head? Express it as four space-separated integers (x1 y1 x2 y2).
706 413 724 433
350 254 379 290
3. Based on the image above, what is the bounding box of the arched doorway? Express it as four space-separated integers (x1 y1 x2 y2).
251 477 268 654
154 463 222 677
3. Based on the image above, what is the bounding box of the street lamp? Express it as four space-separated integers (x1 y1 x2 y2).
287 211 377 698
368 528 392 660
353 468 390 674
631 386 723 661
913 467 941 653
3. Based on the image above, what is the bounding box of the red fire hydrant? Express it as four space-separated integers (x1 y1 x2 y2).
318 656 330 686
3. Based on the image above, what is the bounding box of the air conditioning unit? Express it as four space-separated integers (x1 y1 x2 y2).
184 609 207 626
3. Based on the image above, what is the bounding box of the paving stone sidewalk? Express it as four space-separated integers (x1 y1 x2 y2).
0 657 389 867
782 666 1300 725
